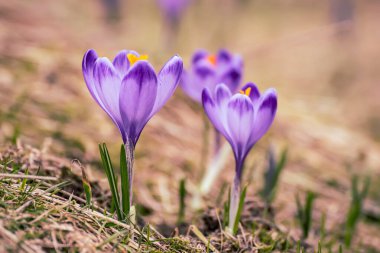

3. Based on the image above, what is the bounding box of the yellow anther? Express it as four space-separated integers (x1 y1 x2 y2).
245 87 252 96
127 53 149 65
239 87 252 96
206 54 217 66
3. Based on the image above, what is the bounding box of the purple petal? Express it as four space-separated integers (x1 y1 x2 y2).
194 62 215 79
202 88 228 137
180 69 202 102
151 55 183 117
212 84 233 142
82 49 100 102
126 50 140 57
92 57 125 141
226 94 255 159
214 83 231 110
83 49 98 78
157 0 190 19
181 62 216 103
113 50 130 78
233 55 243 69
119 61 158 146
219 68 242 93
93 57 123 123
241 82 260 102
192 49 208 64
217 49 232 63
250 88 277 144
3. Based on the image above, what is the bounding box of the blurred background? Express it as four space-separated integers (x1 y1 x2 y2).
0 0 379 250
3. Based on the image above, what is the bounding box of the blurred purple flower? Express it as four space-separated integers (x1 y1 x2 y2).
181 49 243 104
202 82 277 231
82 49 183 147
157 0 191 22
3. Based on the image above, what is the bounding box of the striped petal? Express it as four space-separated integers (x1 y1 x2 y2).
226 94 254 160
119 61 158 146
250 89 277 145
83 49 102 104
151 55 183 116
113 50 130 78
93 57 124 131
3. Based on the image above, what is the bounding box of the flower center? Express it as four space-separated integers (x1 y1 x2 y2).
127 53 149 66
206 54 217 66
239 87 252 96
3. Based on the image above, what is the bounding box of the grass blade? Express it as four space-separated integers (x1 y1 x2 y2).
233 185 247 235
80 165 92 207
177 178 186 224
296 240 301 253
99 143 122 220
304 191 315 238
320 211 326 241
261 147 287 203
344 175 370 248
296 191 315 239
223 187 230 229
19 168 29 192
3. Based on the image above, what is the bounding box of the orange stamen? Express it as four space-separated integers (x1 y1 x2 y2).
239 87 252 96
206 54 217 66
127 53 149 65
245 87 252 96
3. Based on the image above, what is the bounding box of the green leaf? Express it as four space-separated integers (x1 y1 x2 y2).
344 175 370 248
304 191 315 238
19 167 29 192
80 164 92 207
320 211 326 241
296 194 304 225
110 194 116 213
99 143 123 220
318 241 322 253
360 176 371 200
296 240 301 253
83 182 92 207
177 178 186 224
120 144 130 218
223 188 230 229
296 191 315 239
261 147 287 203
233 185 247 235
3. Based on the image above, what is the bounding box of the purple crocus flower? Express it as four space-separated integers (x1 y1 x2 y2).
83 49 183 208
157 0 191 23
202 82 277 233
181 49 243 104
82 49 183 147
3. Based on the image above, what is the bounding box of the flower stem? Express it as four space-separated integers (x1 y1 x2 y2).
200 111 210 177
214 129 222 155
228 174 241 233
125 141 135 208
163 15 180 52
199 142 230 195
120 141 134 221
227 159 246 235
